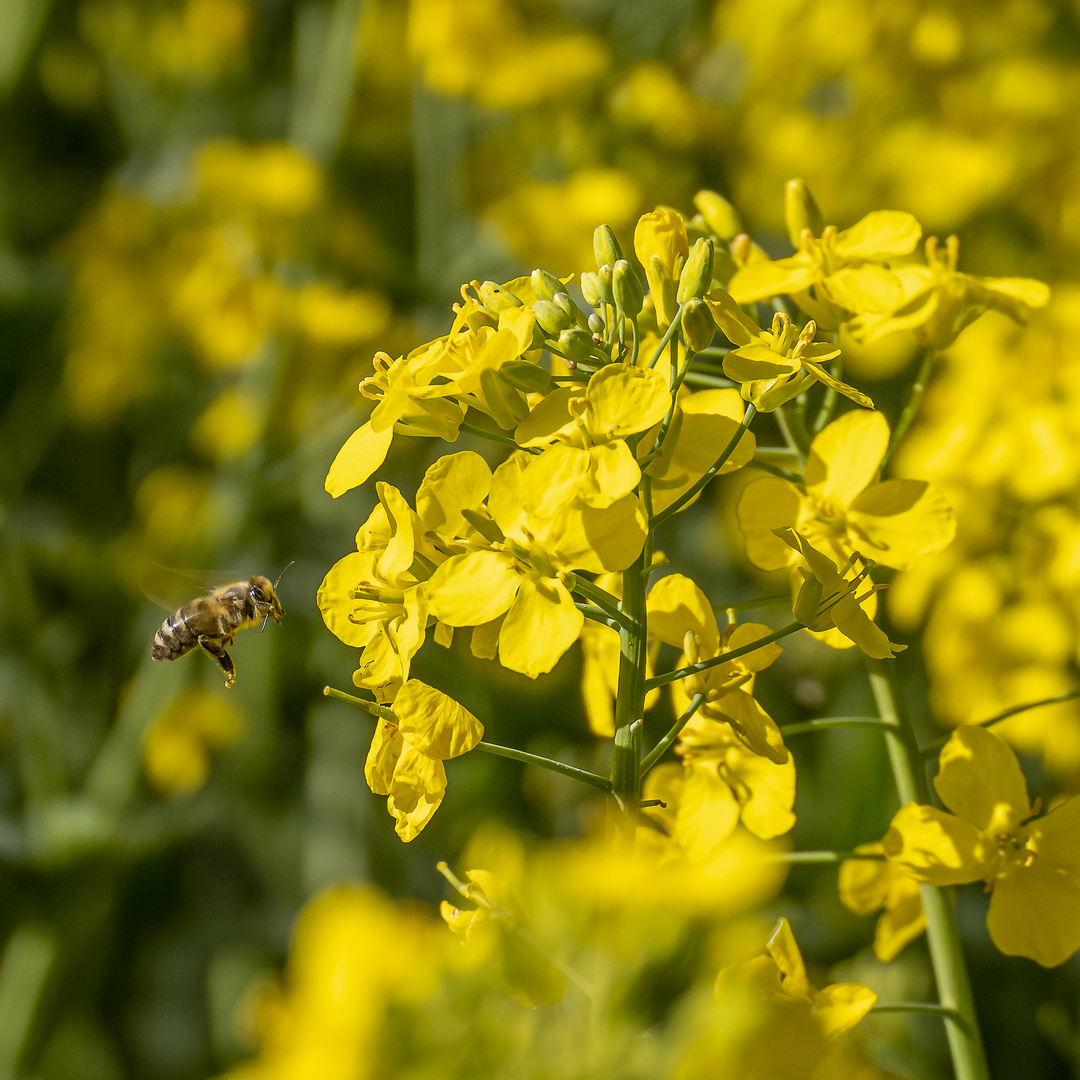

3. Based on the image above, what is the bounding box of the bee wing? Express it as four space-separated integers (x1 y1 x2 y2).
140 566 246 611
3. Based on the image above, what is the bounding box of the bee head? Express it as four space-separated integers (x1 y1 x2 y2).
254 562 293 632
249 576 285 627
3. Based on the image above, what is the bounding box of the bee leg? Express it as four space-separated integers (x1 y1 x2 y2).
199 638 237 688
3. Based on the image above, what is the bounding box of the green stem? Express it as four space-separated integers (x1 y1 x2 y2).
647 307 685 369
681 371 737 390
325 687 611 793
774 406 807 465
872 1003 968 1027
867 659 989 1080
570 576 632 632
647 621 803 690
651 403 757 527
458 421 542 455
811 346 841 435
323 686 395 719
780 716 897 737
475 742 612 793
749 458 802 483
641 348 698 466
764 849 885 864
881 347 935 472
576 603 620 629
641 693 705 774
716 594 792 613
921 689 1080 758
628 315 640 367
610 551 648 821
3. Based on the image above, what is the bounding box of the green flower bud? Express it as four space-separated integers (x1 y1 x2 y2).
461 508 505 545
784 179 824 247
612 259 643 317
480 368 530 430
501 359 555 394
553 292 582 326
680 298 717 352
533 299 572 336
478 280 524 313
793 573 825 629
597 264 615 305
593 225 624 269
587 312 605 336
580 272 603 308
530 268 563 303
693 190 743 241
558 327 595 364
677 238 714 303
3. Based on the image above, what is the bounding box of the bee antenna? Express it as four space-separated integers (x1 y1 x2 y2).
274 560 295 590
260 613 270 633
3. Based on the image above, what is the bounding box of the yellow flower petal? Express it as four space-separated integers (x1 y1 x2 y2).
736 477 803 571
673 762 741 861
832 210 922 262
318 551 379 648
387 744 447 842
425 550 520 626
394 679 483 759
646 573 720 653
883 802 997 886
728 259 816 305
812 981 878 1040
586 363 671 437
804 409 889 510
325 420 394 498
987 857 1080 967
847 477 956 569
416 450 492 538
934 725 1031 835
364 720 402 796
499 575 583 678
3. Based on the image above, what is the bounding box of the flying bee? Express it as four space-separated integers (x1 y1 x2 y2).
151 563 293 687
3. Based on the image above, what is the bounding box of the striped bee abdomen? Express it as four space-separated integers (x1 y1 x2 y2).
152 606 202 661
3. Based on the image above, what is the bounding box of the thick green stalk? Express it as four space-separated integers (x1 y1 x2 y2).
610 552 648 826
867 660 990 1080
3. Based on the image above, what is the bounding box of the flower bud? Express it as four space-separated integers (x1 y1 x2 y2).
612 259 643 317
532 300 572 336
784 179 824 247
680 298 717 352
478 280 523 313
480 368 530 430
553 292 582 326
558 327 595 364
587 312 604 336
593 224 624 269
693 190 743 241
530 268 563 303
677 238 714 303
580 272 603 308
597 264 615 305
501 359 555 394
793 573 826 629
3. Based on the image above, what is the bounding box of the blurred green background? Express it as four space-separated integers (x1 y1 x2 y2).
2 0 1080 1077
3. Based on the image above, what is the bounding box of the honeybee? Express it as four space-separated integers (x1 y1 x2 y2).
151 563 293 687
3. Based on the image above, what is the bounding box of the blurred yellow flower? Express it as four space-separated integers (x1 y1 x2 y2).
144 687 244 795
